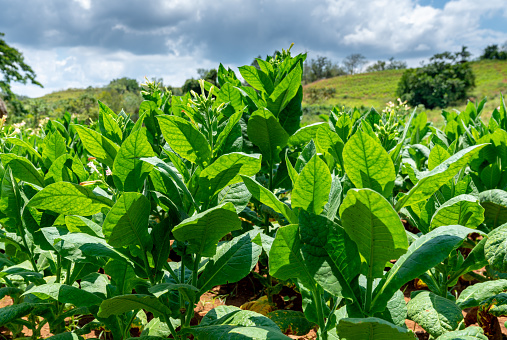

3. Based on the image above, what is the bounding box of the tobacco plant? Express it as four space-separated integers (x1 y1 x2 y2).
2 45 507 340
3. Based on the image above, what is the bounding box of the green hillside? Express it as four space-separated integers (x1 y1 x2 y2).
302 60 507 124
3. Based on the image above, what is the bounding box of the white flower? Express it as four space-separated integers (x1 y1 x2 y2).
87 161 99 174
106 167 112 176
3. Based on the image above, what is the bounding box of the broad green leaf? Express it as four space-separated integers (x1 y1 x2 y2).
340 188 408 278
27 182 113 215
104 259 136 295
370 225 479 314
197 232 262 293
238 66 274 94
429 194 484 230
98 294 171 318
141 156 196 210
80 272 109 299
324 175 342 221
199 153 261 197
396 144 487 210
45 154 75 185
241 176 297 224
480 163 501 189
428 144 450 170
436 327 487 340
45 333 84 340
102 192 151 249
172 203 241 257
267 63 302 115
0 153 44 187
42 131 67 169
141 317 179 338
478 293 507 316
24 283 103 307
267 310 314 336
406 291 463 338
343 130 395 197
316 126 344 167
218 182 252 213
0 287 22 300
292 155 331 215
157 115 211 167
247 109 289 164
456 279 507 309
295 140 316 173
186 306 290 340
74 125 119 168
299 211 361 300
149 283 198 300
288 122 327 146
5 138 42 162
285 152 298 185
65 215 104 238
378 290 407 328
216 83 243 110
43 230 132 265
336 317 416 340
215 110 242 153
278 86 303 136
71 154 88 182
112 129 155 192
0 302 38 326
269 224 315 289
98 100 123 145
479 189 507 229
485 223 507 271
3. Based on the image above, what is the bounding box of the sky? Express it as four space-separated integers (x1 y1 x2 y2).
1 0 506 98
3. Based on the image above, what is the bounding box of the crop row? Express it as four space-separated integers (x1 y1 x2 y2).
1 48 507 340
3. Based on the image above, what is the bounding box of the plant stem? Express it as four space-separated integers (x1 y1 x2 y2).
17 222 37 273
141 247 155 286
179 259 187 327
184 254 201 327
311 287 328 340
364 276 373 314
164 313 180 340
56 255 62 283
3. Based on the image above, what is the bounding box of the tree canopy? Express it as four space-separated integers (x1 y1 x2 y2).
0 32 42 116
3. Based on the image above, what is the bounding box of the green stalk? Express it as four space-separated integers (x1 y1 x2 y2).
364 275 373 313
184 254 202 327
179 256 187 327
55 255 62 283
311 287 328 340
163 262 180 282
265 160 275 303
164 313 180 340
141 247 155 286
17 222 37 273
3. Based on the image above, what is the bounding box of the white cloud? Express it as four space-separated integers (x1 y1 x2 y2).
9 45 219 97
4 0 507 97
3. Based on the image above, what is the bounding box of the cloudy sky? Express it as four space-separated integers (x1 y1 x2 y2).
1 0 506 97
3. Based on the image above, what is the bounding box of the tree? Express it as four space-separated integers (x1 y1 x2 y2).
343 53 367 75
302 55 345 83
108 77 141 94
0 32 42 117
396 50 475 109
366 57 407 72
480 44 507 60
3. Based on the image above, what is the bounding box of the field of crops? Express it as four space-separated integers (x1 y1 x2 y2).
1 51 507 340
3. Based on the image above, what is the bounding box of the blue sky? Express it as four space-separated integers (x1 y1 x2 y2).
1 0 506 97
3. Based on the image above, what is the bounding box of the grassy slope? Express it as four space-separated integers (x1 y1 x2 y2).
303 60 507 124
36 60 507 124
38 88 102 104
